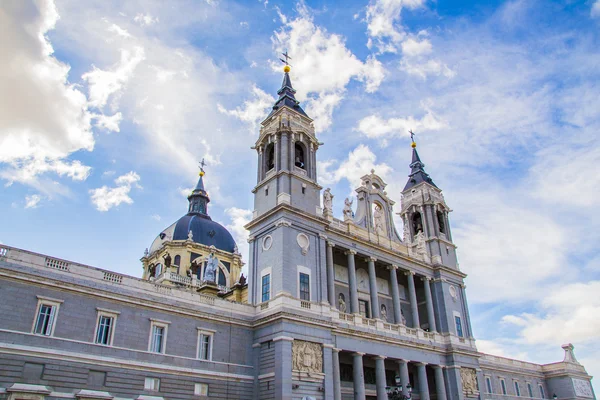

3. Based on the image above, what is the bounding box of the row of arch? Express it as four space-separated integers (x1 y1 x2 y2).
264 141 307 172
410 209 447 237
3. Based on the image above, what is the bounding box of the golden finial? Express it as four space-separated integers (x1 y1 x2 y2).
199 158 206 176
409 130 417 148
283 65 291 73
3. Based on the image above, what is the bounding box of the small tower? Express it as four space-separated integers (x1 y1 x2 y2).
399 139 458 268
251 63 322 218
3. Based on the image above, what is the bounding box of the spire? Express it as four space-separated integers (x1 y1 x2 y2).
187 160 211 218
268 63 309 118
403 137 437 191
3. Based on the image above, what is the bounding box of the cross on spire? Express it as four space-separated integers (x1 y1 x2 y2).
199 158 206 174
280 50 292 67
409 129 415 142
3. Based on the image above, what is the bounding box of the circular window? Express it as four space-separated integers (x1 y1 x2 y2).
449 285 457 300
262 235 273 251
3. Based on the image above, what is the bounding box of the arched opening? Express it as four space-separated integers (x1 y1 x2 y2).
265 143 275 171
294 142 305 169
174 255 181 266
412 212 423 235
372 202 386 235
437 210 446 234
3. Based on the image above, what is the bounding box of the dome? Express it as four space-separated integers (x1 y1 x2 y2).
173 214 236 253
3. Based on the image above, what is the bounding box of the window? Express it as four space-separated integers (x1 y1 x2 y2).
358 300 370 318
148 319 170 354
437 210 446 234
455 315 464 337
197 329 214 361
412 212 423 234
539 385 545 399
295 143 305 169
32 296 63 336
501 379 507 395
298 266 311 301
96 316 114 345
528 383 533 398
265 143 275 171
261 274 271 302
195 383 209 396
515 382 521 397
174 255 181 266
486 377 492 393
144 377 160 391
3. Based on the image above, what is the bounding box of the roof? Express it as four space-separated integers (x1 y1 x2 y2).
403 147 438 191
266 71 309 119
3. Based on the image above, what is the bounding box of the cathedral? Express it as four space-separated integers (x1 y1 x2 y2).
0 65 595 400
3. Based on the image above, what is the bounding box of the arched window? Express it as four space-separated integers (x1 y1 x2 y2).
265 143 275 171
437 211 446 234
174 255 181 266
412 212 423 235
295 143 305 169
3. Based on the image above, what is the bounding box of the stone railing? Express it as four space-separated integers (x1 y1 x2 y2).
480 353 543 372
327 218 409 257
541 361 587 374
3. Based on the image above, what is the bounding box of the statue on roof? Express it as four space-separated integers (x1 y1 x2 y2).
343 198 353 222
162 252 172 269
323 188 333 217
204 246 218 283
373 204 385 235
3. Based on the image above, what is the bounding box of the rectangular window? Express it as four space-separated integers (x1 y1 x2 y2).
95 316 114 345
34 304 56 336
539 385 545 399
299 273 310 301
501 379 507 395
486 377 492 393
358 300 370 318
195 383 209 396
515 382 521 396
144 377 160 391
455 315 464 337
528 383 533 398
151 325 165 353
197 331 213 361
261 274 271 302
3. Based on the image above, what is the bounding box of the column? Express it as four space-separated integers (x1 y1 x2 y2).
446 366 464 400
375 356 387 400
367 257 380 319
406 271 420 329
353 352 366 400
332 349 342 400
273 336 293 400
423 277 437 332
326 242 336 307
398 359 410 397
280 132 289 171
346 250 359 314
323 345 334 400
388 265 402 324
417 362 430 400
274 136 280 171
433 365 447 400
252 343 261 400
257 147 263 181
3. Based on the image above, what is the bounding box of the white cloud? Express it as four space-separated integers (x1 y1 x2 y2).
271 4 385 132
83 46 145 109
150 214 161 221
400 58 455 79
224 207 252 266
218 85 275 132
0 0 94 187
93 112 123 132
107 23 131 38
401 37 432 57
134 13 158 26
365 0 425 53
25 194 42 209
319 144 392 191
89 171 141 211
593 0 600 18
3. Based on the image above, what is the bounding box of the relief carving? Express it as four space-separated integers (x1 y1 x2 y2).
292 341 323 373
461 367 478 396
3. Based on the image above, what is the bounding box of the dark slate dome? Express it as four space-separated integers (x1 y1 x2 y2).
172 214 236 253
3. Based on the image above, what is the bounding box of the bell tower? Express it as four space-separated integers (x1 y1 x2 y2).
399 139 458 269
251 64 322 219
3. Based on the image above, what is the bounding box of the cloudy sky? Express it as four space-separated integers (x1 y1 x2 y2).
1 0 599 389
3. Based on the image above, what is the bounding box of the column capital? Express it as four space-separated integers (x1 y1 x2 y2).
319 233 328 240
421 276 432 282
373 355 387 360
404 270 416 276
353 352 366 356
322 343 335 349
366 256 377 262
415 361 428 366
431 364 445 370
397 359 409 365
272 335 294 342
387 264 399 270
333 348 342 353
327 241 336 248
345 249 357 255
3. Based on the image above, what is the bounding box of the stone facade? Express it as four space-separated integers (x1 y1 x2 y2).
0 69 595 400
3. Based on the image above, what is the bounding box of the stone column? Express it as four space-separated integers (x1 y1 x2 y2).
406 271 420 329
398 359 410 397
433 365 447 400
388 265 402 324
274 135 280 171
346 250 359 314
252 343 261 400
332 349 342 400
280 132 289 171
323 344 334 400
273 336 293 400
367 256 380 319
446 366 464 400
416 362 430 400
375 356 387 400
257 147 263 181
422 277 437 332
353 352 366 400
326 242 336 307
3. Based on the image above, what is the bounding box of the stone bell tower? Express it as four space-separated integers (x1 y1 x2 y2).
251 64 322 219
399 140 458 269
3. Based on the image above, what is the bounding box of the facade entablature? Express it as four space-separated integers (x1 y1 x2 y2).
400 182 449 215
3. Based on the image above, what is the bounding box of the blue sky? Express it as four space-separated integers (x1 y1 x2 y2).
1 0 599 388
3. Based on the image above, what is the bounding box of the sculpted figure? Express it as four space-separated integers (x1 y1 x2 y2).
338 293 347 313
343 198 354 221
380 304 388 322
162 252 171 268
400 309 407 325
373 204 385 234
187 229 193 241
323 188 333 216
415 232 427 256
203 247 219 283
190 260 200 279
148 264 156 278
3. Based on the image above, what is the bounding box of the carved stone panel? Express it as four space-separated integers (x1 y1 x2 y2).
334 264 348 283
461 368 478 396
573 378 594 398
292 341 323 373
